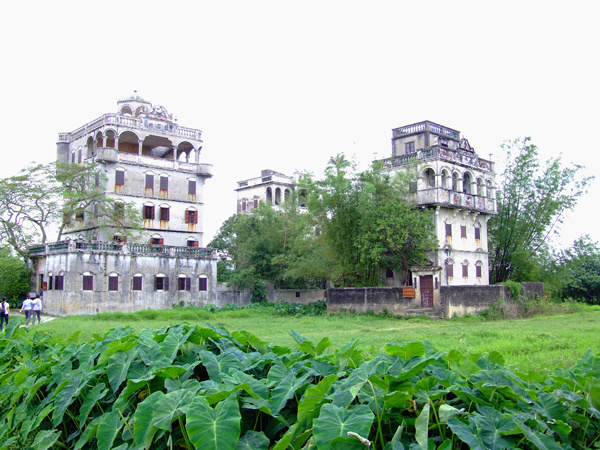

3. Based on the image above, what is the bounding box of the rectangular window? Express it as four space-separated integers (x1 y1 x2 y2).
154 276 169 291
188 179 196 195
462 264 468 278
476 265 482 278
185 210 197 224
187 240 199 247
151 237 164 245
113 235 127 243
461 225 467 239
160 176 168 191
83 275 93 291
143 205 155 220
115 170 125 186
160 207 170 221
95 172 100 187
133 276 143 291
178 277 191 291
145 174 154 189
445 223 452 238
55 275 64 290
253 197 259 209
474 227 481 241
48 276 53 291
108 276 118 291
447 264 453 278
199 277 208 291
405 141 415 154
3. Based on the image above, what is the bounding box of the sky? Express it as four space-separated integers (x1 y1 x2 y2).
1 1 598 249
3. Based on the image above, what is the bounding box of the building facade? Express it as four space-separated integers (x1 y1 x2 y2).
235 169 303 214
29 93 218 315
377 120 496 292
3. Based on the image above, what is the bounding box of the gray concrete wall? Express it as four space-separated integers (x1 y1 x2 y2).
440 285 507 318
327 287 420 315
271 289 327 305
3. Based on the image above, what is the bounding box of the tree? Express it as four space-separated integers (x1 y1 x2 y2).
557 236 600 303
209 198 317 289
0 162 143 257
488 138 593 284
299 155 437 286
0 248 31 302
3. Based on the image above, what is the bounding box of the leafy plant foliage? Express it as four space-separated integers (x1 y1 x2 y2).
2 318 600 449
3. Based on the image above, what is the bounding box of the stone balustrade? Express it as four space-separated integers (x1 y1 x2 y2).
29 240 216 259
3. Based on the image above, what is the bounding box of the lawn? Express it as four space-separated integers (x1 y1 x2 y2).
36 302 600 376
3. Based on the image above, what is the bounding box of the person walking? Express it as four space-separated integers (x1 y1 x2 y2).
31 296 43 324
0 297 9 332
19 295 33 326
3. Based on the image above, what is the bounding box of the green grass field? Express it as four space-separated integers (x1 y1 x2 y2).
34 303 600 376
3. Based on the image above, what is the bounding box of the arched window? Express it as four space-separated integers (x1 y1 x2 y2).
275 188 281 205
462 260 469 278
266 187 272 204
423 168 435 188
446 258 454 279
187 237 199 247
452 172 459 191
199 274 208 291
83 272 94 291
150 234 164 245
154 273 169 291
486 180 494 199
143 202 155 221
475 260 483 278
186 208 198 224
132 273 143 291
108 272 119 291
441 169 450 189
178 274 191 291
463 173 472 194
477 178 484 196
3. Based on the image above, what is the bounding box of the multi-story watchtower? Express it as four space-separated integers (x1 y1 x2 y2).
377 120 496 288
57 92 213 247
235 169 300 214
28 93 217 316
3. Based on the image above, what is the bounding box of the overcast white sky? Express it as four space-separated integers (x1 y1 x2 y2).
1 1 598 249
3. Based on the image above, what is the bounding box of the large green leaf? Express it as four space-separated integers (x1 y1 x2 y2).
297 373 338 425
313 403 374 450
236 430 270 449
152 388 197 431
133 391 164 449
97 408 123 450
78 382 108 427
186 393 241 449
414 401 430 449
200 350 240 383
31 429 60 450
513 419 563 450
271 370 313 416
97 337 137 366
107 350 137 392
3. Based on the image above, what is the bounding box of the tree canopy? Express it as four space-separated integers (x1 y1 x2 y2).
211 154 437 289
488 138 593 284
0 162 143 258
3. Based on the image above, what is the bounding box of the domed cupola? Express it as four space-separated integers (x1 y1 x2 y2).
117 90 152 117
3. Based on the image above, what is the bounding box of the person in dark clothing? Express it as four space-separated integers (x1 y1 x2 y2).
0 297 10 332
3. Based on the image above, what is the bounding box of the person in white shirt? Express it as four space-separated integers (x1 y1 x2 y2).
20 295 33 325
0 297 9 332
31 297 43 324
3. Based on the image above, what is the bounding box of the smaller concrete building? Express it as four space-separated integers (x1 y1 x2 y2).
235 169 304 214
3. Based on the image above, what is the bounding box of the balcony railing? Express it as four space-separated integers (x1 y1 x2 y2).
377 146 494 172
413 188 497 213
29 240 216 259
60 113 203 142
393 121 460 139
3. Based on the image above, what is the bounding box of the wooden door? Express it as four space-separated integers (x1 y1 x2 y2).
420 275 433 308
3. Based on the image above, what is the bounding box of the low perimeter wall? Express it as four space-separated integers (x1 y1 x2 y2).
327 288 421 315
215 285 327 307
327 284 544 318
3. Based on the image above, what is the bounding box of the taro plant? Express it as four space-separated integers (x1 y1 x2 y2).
1 316 599 449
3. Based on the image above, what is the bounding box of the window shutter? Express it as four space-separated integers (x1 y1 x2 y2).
446 223 452 238
188 179 196 195
160 176 168 191
164 277 169 291
194 240 199 247
133 276 142 291
154 276 158 291
109 276 118 291
83 275 93 291
115 170 125 186
474 227 481 240
185 210 190 223
146 174 154 189
48 276 53 291
186 277 191 291
461 225 467 239
476 265 482 278
462 264 468 278
199 277 207 291
447 264 453 278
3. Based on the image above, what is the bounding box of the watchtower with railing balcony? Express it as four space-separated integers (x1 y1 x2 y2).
376 121 497 288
